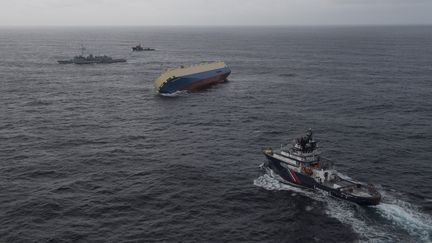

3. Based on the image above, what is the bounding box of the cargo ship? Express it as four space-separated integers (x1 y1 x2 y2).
154 62 231 94
261 129 381 206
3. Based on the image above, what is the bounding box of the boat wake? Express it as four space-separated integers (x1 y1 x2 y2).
254 166 432 242
375 194 432 242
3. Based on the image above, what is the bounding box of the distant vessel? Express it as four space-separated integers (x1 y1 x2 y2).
132 44 155 52
262 129 381 206
58 46 126 64
154 62 231 94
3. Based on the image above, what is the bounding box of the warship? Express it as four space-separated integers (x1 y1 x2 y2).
58 46 126 65
132 44 155 52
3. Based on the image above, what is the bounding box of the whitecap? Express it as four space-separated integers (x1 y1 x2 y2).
158 90 189 97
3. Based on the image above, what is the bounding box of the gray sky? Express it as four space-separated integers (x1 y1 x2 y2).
1 0 432 26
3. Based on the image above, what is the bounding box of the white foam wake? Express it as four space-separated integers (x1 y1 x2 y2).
254 166 299 192
323 194 391 243
254 169 432 242
253 173 313 196
375 196 432 242
254 173 388 242
158 90 189 97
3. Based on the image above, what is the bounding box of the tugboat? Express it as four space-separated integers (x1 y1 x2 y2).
262 129 381 205
132 44 155 52
58 46 126 64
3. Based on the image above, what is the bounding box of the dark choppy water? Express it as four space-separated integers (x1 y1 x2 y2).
1 26 432 242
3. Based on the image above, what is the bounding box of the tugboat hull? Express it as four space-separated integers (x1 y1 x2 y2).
315 183 381 206
264 153 381 206
264 154 317 188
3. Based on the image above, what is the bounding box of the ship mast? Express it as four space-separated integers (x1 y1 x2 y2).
80 44 86 56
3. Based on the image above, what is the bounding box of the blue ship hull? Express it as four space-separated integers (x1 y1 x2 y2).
159 67 231 94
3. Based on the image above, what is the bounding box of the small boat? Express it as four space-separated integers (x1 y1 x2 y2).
262 129 381 206
132 44 155 52
154 62 231 94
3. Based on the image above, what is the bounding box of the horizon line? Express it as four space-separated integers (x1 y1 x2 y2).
1 24 432 28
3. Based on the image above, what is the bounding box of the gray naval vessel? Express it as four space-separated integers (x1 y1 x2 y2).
132 44 155 52
58 46 126 65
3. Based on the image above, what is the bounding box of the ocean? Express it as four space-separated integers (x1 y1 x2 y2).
0 26 431 242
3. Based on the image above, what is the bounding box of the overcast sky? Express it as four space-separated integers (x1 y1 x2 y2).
1 0 432 26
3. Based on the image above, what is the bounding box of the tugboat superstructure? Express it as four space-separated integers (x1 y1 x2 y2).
262 129 381 205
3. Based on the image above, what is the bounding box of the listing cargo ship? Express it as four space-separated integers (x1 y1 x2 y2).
261 129 381 206
154 62 231 94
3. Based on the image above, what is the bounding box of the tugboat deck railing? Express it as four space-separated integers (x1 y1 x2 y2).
280 150 319 163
